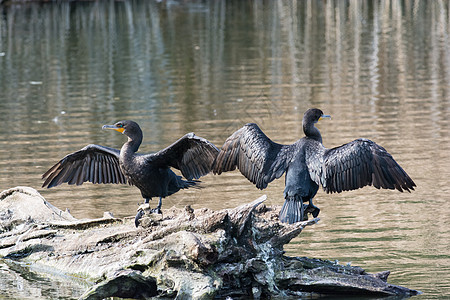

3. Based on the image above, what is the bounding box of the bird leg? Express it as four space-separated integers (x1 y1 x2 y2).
134 210 145 227
300 201 307 222
150 197 163 214
135 197 164 227
135 198 151 227
305 198 320 218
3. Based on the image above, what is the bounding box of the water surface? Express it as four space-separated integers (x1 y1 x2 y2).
0 1 449 299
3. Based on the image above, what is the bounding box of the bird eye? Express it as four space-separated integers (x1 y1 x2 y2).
117 123 123 128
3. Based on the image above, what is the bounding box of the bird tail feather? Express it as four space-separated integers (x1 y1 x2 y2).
279 197 304 224
181 179 201 189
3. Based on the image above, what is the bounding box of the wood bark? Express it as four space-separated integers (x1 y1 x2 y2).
0 187 420 299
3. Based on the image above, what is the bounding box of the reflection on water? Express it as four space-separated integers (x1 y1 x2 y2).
0 1 449 299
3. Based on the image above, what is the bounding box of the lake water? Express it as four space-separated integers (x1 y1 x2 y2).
0 0 449 299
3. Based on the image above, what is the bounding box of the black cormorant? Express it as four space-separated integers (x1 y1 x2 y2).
42 120 219 226
213 108 416 224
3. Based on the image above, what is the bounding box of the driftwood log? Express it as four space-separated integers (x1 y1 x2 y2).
0 187 420 299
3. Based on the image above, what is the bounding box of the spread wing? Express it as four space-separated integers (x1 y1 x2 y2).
213 123 296 189
149 133 219 180
42 144 127 188
306 138 416 193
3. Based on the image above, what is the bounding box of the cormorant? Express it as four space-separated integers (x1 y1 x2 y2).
213 108 416 224
42 120 219 226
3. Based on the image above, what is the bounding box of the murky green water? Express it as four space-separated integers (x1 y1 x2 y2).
0 0 449 299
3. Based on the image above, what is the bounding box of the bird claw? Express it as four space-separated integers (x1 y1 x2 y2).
135 203 151 228
301 203 309 221
150 207 162 214
134 203 163 228
311 207 320 218
304 203 320 219
134 210 145 227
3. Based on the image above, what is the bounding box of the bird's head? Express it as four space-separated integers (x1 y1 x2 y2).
303 108 331 125
302 108 331 141
102 120 142 139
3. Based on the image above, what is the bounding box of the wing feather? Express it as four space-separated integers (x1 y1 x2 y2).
147 133 219 180
213 123 295 190
306 138 415 194
42 144 126 188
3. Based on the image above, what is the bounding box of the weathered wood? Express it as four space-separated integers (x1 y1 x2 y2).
0 187 420 299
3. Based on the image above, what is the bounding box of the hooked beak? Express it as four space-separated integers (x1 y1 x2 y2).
102 124 125 133
319 114 331 121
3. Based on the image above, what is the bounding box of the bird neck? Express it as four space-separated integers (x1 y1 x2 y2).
303 122 323 143
122 133 142 154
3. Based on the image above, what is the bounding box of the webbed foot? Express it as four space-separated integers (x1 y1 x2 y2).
134 199 163 227
152 197 163 215
306 200 320 218
135 209 145 227
301 203 310 220
150 207 162 214
135 202 151 227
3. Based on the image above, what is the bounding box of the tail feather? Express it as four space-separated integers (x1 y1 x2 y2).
167 175 201 196
181 179 201 189
279 197 305 224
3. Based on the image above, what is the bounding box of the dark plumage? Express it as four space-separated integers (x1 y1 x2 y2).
213 108 416 224
42 120 219 226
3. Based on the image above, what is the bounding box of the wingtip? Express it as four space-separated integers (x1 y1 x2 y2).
42 183 52 189
41 177 51 188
